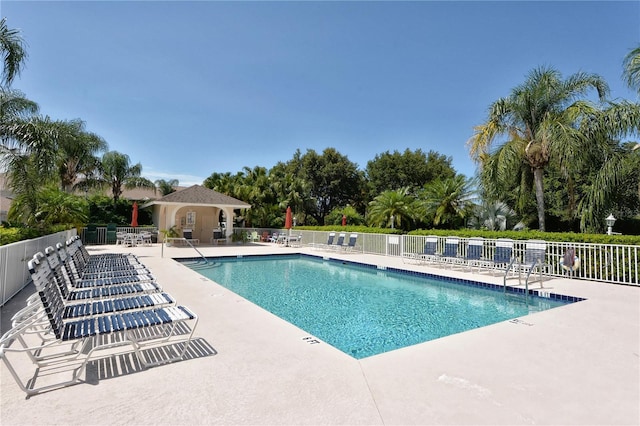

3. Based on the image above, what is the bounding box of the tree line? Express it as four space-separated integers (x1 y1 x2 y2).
1 17 639 234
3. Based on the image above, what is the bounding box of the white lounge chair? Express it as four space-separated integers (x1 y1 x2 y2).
0 255 198 396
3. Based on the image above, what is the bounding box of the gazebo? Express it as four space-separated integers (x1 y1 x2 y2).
141 185 251 243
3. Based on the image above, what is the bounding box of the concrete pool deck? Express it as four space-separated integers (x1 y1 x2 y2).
1 242 638 425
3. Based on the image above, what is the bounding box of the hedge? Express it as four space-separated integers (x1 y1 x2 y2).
0 225 73 246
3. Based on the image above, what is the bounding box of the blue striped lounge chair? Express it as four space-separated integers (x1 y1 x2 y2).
472 238 514 273
46 248 161 297
330 233 346 250
342 233 358 252
437 236 461 267
0 255 198 396
460 237 484 270
312 232 335 250
55 244 156 289
412 235 439 264
14 251 174 333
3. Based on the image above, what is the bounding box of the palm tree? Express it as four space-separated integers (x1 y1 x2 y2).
623 44 640 95
468 200 516 231
155 178 179 196
576 101 640 230
367 187 416 230
419 175 476 228
1 116 61 221
99 151 154 202
56 119 107 193
0 18 27 87
9 185 88 227
273 172 312 224
203 171 240 195
468 66 609 231
0 88 38 124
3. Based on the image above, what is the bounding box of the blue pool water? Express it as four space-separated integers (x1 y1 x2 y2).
180 255 574 359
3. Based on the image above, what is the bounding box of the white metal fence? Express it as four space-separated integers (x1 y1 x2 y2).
293 230 639 286
0 229 77 306
79 226 159 245
2 228 637 307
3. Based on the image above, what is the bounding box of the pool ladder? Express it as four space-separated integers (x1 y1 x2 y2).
162 238 210 264
184 239 210 264
503 257 537 304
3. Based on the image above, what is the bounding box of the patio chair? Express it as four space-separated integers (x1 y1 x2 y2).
288 234 303 247
84 224 98 245
436 237 461 267
13 250 174 330
115 231 127 245
312 232 335 250
456 237 484 270
64 239 151 276
410 235 439 264
0 255 198 396
55 243 154 283
140 231 153 246
470 238 515 273
330 233 346 250
340 233 358 252
106 223 117 244
68 235 143 266
46 247 161 301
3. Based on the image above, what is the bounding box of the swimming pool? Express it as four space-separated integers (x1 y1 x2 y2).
180 255 577 359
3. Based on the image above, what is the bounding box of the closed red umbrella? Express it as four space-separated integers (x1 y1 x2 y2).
342 214 347 226
285 206 293 229
131 202 139 227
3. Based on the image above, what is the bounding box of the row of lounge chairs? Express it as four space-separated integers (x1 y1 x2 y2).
0 235 199 396
311 232 358 252
402 236 550 285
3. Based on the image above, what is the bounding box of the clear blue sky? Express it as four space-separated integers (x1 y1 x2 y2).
3 1 639 186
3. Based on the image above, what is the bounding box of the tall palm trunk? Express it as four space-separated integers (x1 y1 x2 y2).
533 167 546 231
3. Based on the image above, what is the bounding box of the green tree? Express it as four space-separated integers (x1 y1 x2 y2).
365 149 455 195
468 200 516 231
1 116 60 221
367 187 416 230
56 119 107 193
0 88 38 125
469 66 609 231
99 151 154 202
87 194 141 225
577 108 640 231
203 171 242 195
9 185 87 227
272 171 312 225
623 44 640 95
155 178 179 196
326 205 365 226
234 166 276 227
299 148 365 224
418 175 476 228
0 17 27 87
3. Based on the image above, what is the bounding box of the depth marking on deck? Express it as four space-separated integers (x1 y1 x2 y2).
509 318 534 326
302 336 320 344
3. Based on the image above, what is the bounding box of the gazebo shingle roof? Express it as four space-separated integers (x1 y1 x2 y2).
151 185 250 207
